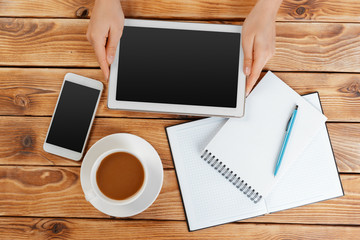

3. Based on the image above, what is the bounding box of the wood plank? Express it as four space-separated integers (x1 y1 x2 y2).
1 18 360 72
0 18 94 67
268 23 360 72
0 165 358 225
1 0 360 23
328 123 360 173
0 117 359 172
0 0 95 18
1 68 360 121
0 218 359 240
0 167 184 219
278 0 360 22
0 116 183 168
0 68 192 119
274 72 360 122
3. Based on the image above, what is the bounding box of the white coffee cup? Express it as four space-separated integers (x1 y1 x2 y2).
86 148 148 205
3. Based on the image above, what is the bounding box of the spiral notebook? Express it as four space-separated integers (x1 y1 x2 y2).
202 71 327 202
166 93 343 231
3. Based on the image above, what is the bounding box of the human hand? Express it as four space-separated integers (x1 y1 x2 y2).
87 0 125 80
242 0 282 96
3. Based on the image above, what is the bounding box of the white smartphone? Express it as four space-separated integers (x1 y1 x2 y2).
43 73 103 161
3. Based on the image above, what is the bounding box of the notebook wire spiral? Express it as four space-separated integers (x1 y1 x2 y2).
201 149 262 203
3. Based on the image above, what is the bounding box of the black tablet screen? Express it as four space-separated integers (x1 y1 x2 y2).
116 26 240 108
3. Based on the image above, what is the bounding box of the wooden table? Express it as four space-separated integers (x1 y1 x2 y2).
0 0 359 239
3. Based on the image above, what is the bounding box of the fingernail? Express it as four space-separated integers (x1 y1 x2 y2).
245 67 250 76
107 55 114 64
104 70 109 81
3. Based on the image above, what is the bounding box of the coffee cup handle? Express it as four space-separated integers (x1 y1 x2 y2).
85 190 97 203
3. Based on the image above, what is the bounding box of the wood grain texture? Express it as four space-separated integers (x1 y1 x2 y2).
0 116 183 168
0 165 358 225
0 0 95 18
1 68 360 121
0 68 193 119
0 116 359 172
0 18 94 67
278 0 360 22
1 18 360 72
328 123 360 173
274 72 360 122
0 218 360 240
1 0 360 23
0 167 184 220
268 22 360 72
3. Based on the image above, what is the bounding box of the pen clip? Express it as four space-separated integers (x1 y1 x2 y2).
285 116 292 131
285 105 298 131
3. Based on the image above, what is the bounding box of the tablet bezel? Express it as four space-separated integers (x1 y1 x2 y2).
108 19 245 117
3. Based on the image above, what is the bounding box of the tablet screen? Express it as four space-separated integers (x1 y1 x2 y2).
116 26 240 108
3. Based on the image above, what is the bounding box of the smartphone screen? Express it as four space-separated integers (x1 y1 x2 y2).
46 81 101 152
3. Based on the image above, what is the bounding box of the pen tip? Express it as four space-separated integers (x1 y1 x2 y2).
295 105 298 110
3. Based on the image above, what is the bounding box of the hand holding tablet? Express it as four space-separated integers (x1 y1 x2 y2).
87 0 282 109
86 0 125 80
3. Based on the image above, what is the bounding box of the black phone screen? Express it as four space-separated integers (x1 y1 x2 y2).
116 26 240 108
46 81 101 152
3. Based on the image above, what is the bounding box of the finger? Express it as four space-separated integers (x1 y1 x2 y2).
93 40 110 80
245 49 268 96
242 35 254 76
106 26 123 65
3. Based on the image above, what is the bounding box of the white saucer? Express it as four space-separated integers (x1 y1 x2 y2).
80 133 163 217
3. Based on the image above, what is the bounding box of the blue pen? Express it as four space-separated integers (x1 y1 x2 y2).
274 105 298 176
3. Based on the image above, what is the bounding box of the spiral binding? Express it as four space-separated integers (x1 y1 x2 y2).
200 149 262 203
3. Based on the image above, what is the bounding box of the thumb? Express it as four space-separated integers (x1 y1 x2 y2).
242 36 254 76
106 26 123 65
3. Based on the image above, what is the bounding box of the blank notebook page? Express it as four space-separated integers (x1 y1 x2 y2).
167 118 268 231
266 93 344 212
203 72 327 197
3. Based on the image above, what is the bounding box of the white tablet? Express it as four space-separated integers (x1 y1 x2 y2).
108 19 245 117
